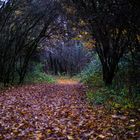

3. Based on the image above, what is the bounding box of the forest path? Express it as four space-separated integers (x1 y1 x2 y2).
0 82 103 139
56 76 80 85
0 82 139 139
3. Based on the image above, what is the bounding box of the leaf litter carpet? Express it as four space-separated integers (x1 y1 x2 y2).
0 81 139 139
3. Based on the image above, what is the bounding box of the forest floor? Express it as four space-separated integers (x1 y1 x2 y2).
0 78 139 139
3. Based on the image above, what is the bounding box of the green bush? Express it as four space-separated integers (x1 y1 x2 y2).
86 87 139 110
25 63 55 84
79 55 104 87
87 90 107 105
79 53 140 110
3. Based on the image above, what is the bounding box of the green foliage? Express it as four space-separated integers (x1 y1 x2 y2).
25 63 55 84
82 72 103 87
79 55 104 87
87 90 106 105
86 87 140 110
80 52 140 110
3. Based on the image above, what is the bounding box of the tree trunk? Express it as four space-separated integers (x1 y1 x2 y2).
102 64 116 86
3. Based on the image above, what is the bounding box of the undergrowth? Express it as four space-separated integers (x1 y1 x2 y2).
79 55 140 111
79 57 103 87
25 63 55 84
86 87 140 111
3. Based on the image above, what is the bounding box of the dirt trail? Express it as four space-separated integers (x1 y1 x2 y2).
0 83 94 140
0 81 139 139
56 78 79 85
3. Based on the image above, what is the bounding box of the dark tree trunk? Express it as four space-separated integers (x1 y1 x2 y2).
102 66 115 86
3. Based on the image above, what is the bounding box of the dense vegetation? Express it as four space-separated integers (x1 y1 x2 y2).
0 0 61 85
80 53 140 110
64 0 140 85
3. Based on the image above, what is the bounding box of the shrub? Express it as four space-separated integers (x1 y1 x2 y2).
79 55 103 87
80 53 140 110
25 63 55 84
86 87 140 110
